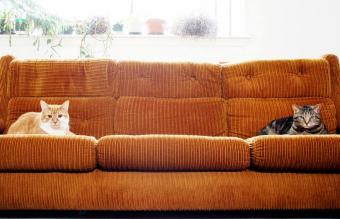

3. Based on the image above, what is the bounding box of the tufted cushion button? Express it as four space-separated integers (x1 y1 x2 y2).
191 75 197 81
245 74 252 80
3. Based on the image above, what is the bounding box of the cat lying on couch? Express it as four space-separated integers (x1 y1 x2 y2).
7 100 74 135
6 101 328 137
258 104 328 135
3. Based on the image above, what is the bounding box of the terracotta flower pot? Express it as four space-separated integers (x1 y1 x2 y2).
146 18 165 35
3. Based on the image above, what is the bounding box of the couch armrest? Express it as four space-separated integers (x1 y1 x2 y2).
323 54 340 133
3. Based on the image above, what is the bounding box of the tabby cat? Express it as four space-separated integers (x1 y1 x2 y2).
257 104 328 135
7 100 74 135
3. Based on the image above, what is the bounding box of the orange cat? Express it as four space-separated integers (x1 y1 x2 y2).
7 100 74 135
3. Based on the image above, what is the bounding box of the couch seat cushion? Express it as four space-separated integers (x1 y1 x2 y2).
249 135 340 171
98 135 249 171
0 135 96 171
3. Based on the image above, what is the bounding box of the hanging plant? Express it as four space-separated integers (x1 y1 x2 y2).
79 17 113 58
0 10 15 46
87 17 110 35
61 24 74 35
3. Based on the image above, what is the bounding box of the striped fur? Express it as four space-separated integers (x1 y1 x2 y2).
258 104 328 135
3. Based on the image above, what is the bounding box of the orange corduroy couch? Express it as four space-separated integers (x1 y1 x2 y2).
0 54 339 211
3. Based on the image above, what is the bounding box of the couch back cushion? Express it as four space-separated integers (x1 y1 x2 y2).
222 59 331 98
6 97 115 138
114 97 227 136
222 58 337 138
227 98 337 138
8 59 116 97
114 61 221 98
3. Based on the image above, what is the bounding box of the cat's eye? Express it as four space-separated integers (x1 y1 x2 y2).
48 115 52 118
58 114 63 118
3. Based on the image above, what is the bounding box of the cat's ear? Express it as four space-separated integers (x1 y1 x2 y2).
292 104 300 113
313 104 321 114
40 100 49 111
61 100 69 111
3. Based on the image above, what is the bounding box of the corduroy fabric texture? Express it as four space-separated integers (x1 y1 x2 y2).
97 135 249 171
249 135 340 171
7 97 115 138
8 59 117 97
323 54 340 131
0 135 96 171
226 98 337 138
222 59 331 98
0 55 14 133
114 97 227 136
0 170 338 210
114 61 221 98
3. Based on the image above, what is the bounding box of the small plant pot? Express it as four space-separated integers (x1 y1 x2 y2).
146 18 165 35
126 16 143 35
15 18 28 34
112 22 124 33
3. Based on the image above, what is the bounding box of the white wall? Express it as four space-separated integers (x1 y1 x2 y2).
1 0 340 62
244 0 340 60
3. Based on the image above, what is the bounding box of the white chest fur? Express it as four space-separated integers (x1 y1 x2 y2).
39 122 68 135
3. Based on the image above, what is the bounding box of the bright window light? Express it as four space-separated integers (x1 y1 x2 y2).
31 0 245 37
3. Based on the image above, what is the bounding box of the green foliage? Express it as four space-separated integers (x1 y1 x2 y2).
0 0 114 58
0 10 15 34
26 13 61 36
61 24 74 35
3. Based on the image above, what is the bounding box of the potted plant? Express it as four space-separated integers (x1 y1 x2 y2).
125 15 143 35
15 17 28 34
0 10 15 35
87 16 110 35
146 18 165 35
75 20 86 35
112 21 124 33
61 24 74 35
172 14 217 37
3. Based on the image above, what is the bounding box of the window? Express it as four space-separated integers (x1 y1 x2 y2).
0 0 248 60
33 0 246 37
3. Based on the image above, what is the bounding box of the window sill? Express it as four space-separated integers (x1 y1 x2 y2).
0 34 251 61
